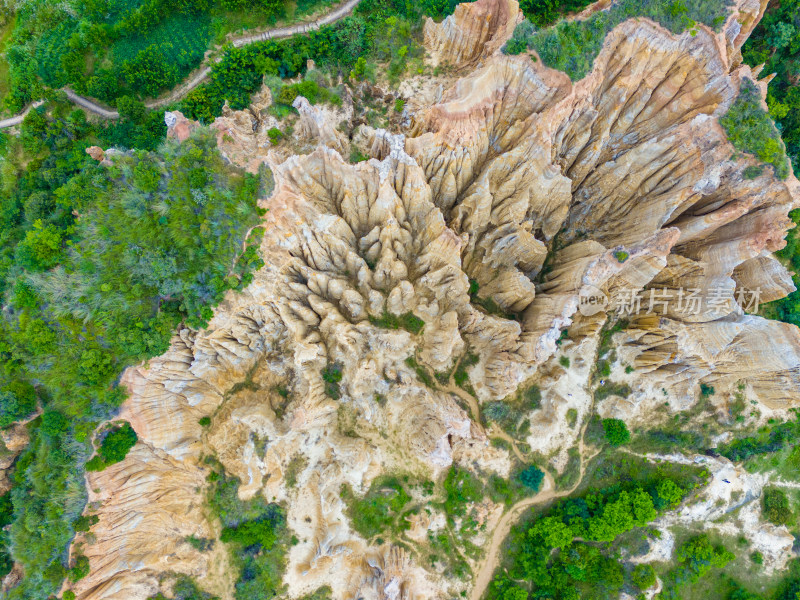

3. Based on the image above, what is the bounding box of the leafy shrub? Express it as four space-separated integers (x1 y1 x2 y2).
69 554 90 582
148 575 219 600
632 563 657 590
517 465 544 491
14 220 64 271
205 462 287 600
488 464 694 600
742 0 800 178
658 534 735 599
275 79 341 107
73 514 99 533
321 362 343 399
720 79 791 180
717 418 800 462
86 422 138 471
602 418 631 446
267 127 283 145
221 518 278 549
699 383 715 398
519 0 595 27
0 380 37 428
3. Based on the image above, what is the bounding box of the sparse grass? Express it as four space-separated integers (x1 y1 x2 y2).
453 352 479 390
284 454 307 489
468 279 520 321
650 528 790 600
566 408 578 428
483 384 542 438
594 381 632 402
349 147 369 163
555 446 581 490
743 165 764 179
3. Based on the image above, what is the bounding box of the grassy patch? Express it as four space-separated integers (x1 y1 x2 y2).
555 446 582 490
594 381 632 402
468 279 520 321
340 475 413 540
404 355 436 388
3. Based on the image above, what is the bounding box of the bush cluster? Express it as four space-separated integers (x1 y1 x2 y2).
505 0 733 80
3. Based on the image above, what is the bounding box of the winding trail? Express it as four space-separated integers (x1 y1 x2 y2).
0 0 362 128
469 434 599 600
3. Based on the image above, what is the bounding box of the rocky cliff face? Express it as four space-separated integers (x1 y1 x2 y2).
71 0 800 598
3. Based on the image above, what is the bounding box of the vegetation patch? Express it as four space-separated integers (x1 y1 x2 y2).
340 475 413 539
369 310 425 334
486 451 701 600
594 380 632 402
505 0 733 81
86 422 138 472
720 79 791 180
483 384 541 439
148 574 219 600
602 418 631 446
321 361 343 399
404 355 436 388
205 459 289 600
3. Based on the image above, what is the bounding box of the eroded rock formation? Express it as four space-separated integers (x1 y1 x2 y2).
70 0 800 598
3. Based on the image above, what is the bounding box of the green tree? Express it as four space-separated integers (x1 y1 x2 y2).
531 516 574 549
654 479 683 509
0 381 37 428
632 563 656 590
15 220 64 271
602 418 630 446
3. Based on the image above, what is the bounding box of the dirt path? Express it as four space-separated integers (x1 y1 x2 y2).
0 0 363 128
0 100 44 128
469 434 598 600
